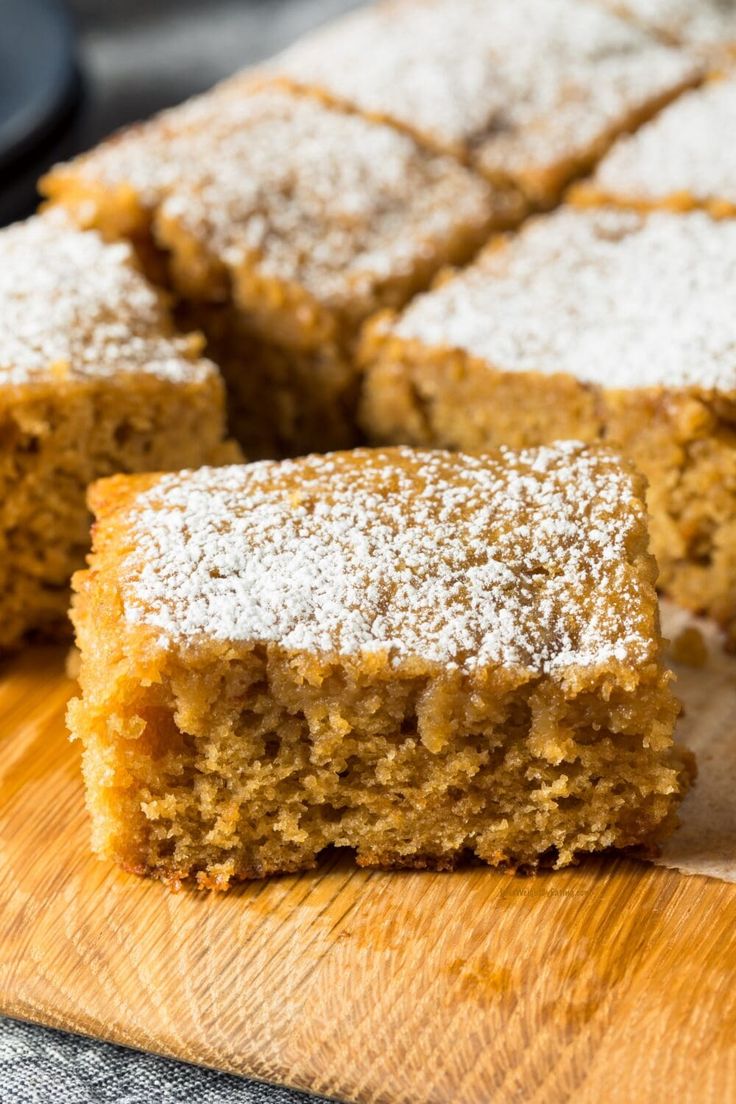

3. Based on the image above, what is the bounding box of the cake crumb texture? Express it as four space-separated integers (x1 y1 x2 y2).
0 212 234 651
42 83 498 457
68 444 687 887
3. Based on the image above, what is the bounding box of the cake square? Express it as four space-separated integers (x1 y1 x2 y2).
41 83 501 458
67 443 687 889
269 0 699 207
573 76 736 217
594 0 736 61
0 212 235 652
360 207 736 639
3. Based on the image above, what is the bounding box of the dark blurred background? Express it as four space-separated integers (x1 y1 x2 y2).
66 0 359 141
1 0 361 224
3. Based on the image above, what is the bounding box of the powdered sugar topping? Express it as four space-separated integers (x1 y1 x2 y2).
58 86 492 312
390 207 736 391
0 212 216 387
158 90 491 310
118 444 655 675
600 0 736 55
590 77 736 203
273 0 696 179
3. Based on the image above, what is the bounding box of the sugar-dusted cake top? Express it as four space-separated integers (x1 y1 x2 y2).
587 77 736 204
109 443 656 675
599 0 736 56
272 0 696 182
0 212 216 388
49 84 493 313
388 207 736 392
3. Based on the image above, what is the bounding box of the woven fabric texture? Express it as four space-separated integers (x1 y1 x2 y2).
0 1018 325 1103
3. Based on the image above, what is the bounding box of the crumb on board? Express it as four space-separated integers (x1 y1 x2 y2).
65 646 81 681
670 625 709 668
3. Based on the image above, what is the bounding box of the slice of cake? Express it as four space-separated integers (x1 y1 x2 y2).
41 83 501 458
68 443 687 889
360 207 736 640
0 211 235 653
594 0 736 61
573 76 736 217
270 0 699 207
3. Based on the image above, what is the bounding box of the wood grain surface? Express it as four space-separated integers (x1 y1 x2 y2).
1 646 734 1104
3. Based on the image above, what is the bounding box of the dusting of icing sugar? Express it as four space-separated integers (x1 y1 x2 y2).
118 443 655 675
0 212 216 387
390 207 736 391
599 0 736 55
271 0 696 178
58 85 492 311
156 98 492 309
591 77 736 203
58 84 254 207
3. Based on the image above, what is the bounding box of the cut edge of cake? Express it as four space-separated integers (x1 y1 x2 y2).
68 445 690 888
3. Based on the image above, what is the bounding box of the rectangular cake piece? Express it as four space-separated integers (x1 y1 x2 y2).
0 211 236 652
360 207 736 641
572 76 736 217
41 82 501 458
269 0 699 207
68 443 687 889
593 0 736 61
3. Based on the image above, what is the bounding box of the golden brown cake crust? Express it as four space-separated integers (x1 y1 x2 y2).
69 445 687 889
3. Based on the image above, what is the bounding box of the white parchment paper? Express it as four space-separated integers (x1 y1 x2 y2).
652 602 736 883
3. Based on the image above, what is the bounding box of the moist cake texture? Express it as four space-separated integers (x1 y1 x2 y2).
271 0 699 206
68 443 687 888
573 76 736 215
0 211 234 652
361 207 736 638
42 83 500 458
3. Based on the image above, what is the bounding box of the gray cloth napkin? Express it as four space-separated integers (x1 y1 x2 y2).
2 2 355 1100
0 1018 325 1103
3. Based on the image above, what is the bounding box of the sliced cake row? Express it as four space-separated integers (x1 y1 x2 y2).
360 206 736 640
3 0 730 883
6 104 736 648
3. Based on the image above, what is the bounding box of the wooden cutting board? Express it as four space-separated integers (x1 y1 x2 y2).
1 645 735 1104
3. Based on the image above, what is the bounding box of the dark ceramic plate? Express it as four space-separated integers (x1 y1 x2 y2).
0 0 79 169
0 0 80 222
